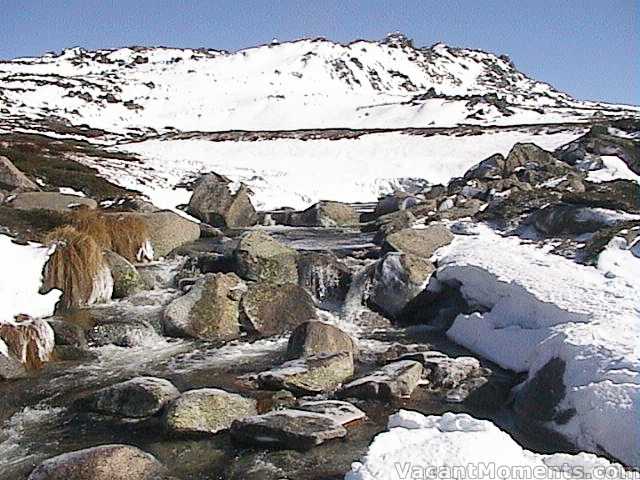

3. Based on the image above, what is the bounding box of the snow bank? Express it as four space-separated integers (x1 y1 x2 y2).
346 410 632 480
435 226 640 467
0 235 60 319
587 156 640 184
105 129 580 211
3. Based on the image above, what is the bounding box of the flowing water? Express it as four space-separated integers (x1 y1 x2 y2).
0 228 571 480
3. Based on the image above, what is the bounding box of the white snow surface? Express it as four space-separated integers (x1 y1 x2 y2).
587 156 640 184
89 129 582 211
1 38 637 135
346 410 634 480
0 235 60 320
435 225 640 467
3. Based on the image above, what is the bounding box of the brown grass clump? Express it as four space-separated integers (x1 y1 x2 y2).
42 226 107 310
65 208 150 262
105 214 150 262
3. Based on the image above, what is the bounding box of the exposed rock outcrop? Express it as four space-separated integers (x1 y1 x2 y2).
164 273 246 341
240 282 317 336
233 230 299 284
187 173 258 228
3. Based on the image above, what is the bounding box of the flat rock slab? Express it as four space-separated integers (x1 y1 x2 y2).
339 360 423 400
164 388 257 436
230 409 347 450
294 400 366 426
257 351 354 395
82 376 180 418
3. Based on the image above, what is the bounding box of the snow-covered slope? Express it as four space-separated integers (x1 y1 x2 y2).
1 33 637 135
435 224 640 467
70 126 581 211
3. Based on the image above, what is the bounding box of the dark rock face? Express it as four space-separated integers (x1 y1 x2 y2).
27 444 170 480
526 203 629 236
163 273 245 341
257 351 354 395
230 410 347 450
286 321 355 360
240 282 317 336
187 173 258 228
163 388 257 436
514 357 574 425
289 201 359 227
81 376 180 418
563 180 640 214
373 193 419 217
396 282 471 328
338 360 423 400
296 252 352 306
233 230 299 284
555 123 640 175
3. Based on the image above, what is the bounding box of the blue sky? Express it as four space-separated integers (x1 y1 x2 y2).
1 0 638 104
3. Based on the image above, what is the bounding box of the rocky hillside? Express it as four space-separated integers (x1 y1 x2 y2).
1 33 638 136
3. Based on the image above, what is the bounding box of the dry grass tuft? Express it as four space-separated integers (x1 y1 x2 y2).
0 316 54 370
65 208 150 262
42 226 107 310
105 214 151 262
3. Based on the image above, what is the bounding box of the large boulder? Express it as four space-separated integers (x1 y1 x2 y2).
526 203 633 236
290 201 359 227
338 360 423 400
163 388 257 436
286 321 355 360
296 252 352 306
369 253 435 319
0 156 39 191
239 282 317 336
293 400 366 426
374 193 419 217
257 351 354 395
46 318 87 348
117 211 200 258
104 250 144 299
7 192 97 211
164 273 245 341
187 173 258 228
383 225 454 258
562 180 640 214
230 409 347 450
233 230 299 284
0 317 55 377
27 444 169 480
370 210 417 244
81 377 180 418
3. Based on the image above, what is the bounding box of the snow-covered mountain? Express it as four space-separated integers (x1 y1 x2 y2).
1 34 638 211
1 33 637 136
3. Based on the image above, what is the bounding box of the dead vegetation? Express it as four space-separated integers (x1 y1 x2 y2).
0 316 55 370
66 208 151 262
41 226 109 310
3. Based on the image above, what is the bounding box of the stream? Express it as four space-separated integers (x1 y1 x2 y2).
0 227 570 480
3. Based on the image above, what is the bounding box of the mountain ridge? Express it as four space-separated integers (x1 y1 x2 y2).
1 33 637 138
